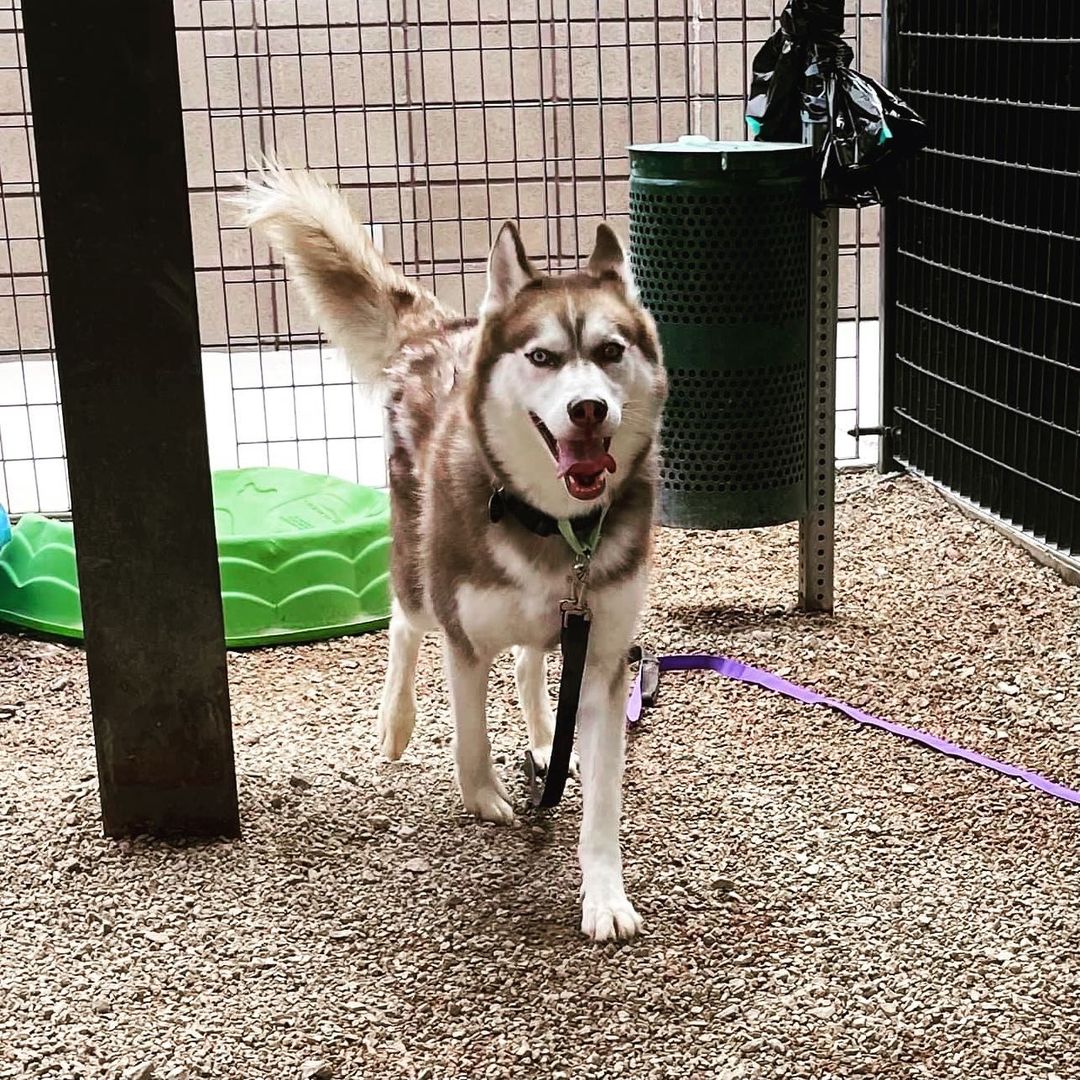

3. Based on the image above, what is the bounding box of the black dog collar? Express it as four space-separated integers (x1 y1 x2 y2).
488 487 604 542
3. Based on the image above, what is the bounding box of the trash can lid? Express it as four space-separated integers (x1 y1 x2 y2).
629 136 812 180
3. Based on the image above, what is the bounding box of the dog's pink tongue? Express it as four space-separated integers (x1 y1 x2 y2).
556 438 617 479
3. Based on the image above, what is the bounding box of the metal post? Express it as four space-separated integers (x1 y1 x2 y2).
799 206 838 613
22 2 239 837
795 0 842 614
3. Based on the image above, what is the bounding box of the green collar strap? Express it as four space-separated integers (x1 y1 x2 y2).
557 507 607 562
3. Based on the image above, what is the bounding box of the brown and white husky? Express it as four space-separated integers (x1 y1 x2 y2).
242 164 667 940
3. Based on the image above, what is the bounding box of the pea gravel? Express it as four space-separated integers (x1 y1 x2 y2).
2 474 1079 1080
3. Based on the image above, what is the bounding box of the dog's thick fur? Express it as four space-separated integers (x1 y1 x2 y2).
241 163 667 940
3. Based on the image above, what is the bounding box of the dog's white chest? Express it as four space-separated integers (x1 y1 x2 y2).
456 581 562 654
448 530 574 653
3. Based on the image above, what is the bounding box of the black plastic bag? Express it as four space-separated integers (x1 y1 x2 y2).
746 0 849 144
821 67 928 207
746 0 926 208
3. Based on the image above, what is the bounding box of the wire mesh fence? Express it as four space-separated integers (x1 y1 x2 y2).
885 0 1080 558
0 0 882 517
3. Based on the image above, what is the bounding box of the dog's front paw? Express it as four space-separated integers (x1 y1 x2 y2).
377 702 415 762
580 884 644 942
461 774 515 825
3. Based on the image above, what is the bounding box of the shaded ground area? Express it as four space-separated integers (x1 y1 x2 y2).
2 474 1078 1080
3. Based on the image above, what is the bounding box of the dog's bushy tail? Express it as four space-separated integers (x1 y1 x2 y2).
238 159 450 385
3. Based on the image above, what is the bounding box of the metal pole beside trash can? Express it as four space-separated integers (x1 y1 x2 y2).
798 131 838 614
629 136 835 610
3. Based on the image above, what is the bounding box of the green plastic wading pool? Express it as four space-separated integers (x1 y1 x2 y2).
0 468 392 647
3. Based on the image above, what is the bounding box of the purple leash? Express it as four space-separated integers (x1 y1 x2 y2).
626 653 1080 806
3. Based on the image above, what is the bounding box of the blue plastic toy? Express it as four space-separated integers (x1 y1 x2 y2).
0 503 10 549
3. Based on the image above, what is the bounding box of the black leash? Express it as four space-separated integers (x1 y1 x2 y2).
524 605 591 808
488 484 606 810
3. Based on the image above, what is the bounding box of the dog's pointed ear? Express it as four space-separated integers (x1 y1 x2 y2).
480 221 536 317
587 223 635 297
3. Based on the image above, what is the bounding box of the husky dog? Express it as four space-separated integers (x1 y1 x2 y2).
242 164 667 940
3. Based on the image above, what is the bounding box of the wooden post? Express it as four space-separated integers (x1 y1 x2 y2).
22 2 239 837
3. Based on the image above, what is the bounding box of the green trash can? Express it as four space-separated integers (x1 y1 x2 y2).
629 137 814 530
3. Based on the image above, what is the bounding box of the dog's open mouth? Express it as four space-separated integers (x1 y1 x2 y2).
531 414 616 501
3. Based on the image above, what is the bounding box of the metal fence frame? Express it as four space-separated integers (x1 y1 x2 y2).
1 0 884 518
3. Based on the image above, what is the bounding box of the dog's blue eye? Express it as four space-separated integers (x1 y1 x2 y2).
527 348 554 367
599 341 625 362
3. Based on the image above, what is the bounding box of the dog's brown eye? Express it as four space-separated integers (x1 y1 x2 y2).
527 348 554 367
599 341 625 362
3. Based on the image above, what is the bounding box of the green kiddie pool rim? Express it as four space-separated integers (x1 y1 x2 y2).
0 467 392 648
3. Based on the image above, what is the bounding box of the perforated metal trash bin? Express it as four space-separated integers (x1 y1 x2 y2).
629 138 814 530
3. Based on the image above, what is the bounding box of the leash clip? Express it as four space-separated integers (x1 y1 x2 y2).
559 596 592 627
628 645 661 712
561 553 593 621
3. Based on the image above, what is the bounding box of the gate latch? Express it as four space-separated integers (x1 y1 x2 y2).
846 424 900 439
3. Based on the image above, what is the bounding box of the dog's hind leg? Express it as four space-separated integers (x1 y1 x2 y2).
513 646 577 776
377 600 426 760
445 641 514 825
513 646 554 763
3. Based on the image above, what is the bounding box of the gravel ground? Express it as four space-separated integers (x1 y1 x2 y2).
2 474 1079 1080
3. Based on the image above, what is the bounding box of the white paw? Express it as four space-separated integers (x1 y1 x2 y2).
461 774 515 825
581 885 644 942
528 742 579 778
377 703 415 761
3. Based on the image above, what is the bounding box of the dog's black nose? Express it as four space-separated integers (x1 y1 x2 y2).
568 398 608 428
